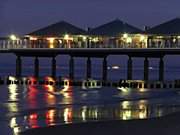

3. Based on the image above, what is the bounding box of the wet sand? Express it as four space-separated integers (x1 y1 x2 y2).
21 111 180 135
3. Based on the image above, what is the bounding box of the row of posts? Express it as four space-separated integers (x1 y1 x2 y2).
127 56 164 81
16 56 164 81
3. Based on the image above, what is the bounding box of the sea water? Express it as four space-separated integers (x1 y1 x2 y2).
1 54 180 135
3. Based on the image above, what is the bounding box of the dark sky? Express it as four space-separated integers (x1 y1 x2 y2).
0 0 179 36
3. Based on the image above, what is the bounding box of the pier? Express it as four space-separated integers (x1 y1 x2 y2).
1 18 180 80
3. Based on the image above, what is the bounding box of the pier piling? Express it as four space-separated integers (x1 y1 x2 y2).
52 57 56 77
16 56 22 77
102 57 107 81
69 57 74 79
34 57 39 77
144 57 149 80
159 57 164 81
127 57 132 80
87 57 91 79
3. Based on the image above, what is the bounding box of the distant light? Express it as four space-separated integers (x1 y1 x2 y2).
107 66 111 70
112 65 120 70
149 67 153 70
10 34 17 41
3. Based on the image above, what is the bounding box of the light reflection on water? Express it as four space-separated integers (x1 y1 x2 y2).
1 77 180 134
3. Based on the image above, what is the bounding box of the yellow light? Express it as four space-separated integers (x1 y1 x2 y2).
81 106 87 121
117 87 129 93
30 37 37 41
9 76 17 81
10 34 17 41
121 101 131 109
64 34 73 41
10 117 17 128
123 33 128 38
64 34 69 40
92 37 98 42
140 35 145 42
47 38 55 44
122 110 131 120
83 36 87 41
126 37 132 43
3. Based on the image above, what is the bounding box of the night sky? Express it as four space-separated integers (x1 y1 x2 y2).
0 0 179 36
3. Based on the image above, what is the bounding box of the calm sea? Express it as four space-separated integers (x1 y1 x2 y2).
1 54 180 135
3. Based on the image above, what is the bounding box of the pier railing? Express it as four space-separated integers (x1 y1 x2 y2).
0 39 180 49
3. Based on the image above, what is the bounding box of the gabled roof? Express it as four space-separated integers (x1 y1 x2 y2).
28 21 87 37
147 18 180 35
89 19 142 36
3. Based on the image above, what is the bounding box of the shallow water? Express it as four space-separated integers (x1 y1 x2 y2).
1 81 180 135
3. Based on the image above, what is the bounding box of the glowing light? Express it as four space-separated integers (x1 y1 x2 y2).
122 101 131 109
10 117 17 128
64 34 73 41
82 36 87 41
28 113 39 129
173 38 176 43
112 65 120 70
122 110 131 120
8 84 18 101
63 108 72 123
30 37 37 41
64 34 69 40
140 35 145 42
9 76 17 81
81 106 87 121
123 33 128 38
59 40 63 44
138 104 147 119
13 127 21 135
7 103 18 112
47 37 55 44
149 67 153 70
92 37 99 42
10 34 17 41
126 37 132 43
46 109 56 125
139 88 147 92
117 87 129 93
29 114 38 120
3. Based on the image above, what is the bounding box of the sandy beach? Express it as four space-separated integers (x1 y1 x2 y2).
21 111 180 135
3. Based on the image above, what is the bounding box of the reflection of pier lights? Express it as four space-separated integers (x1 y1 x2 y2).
102 57 107 81
34 57 39 77
144 57 149 81
16 56 22 77
86 57 91 79
159 57 164 81
127 56 132 80
69 56 74 79
51 57 56 78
